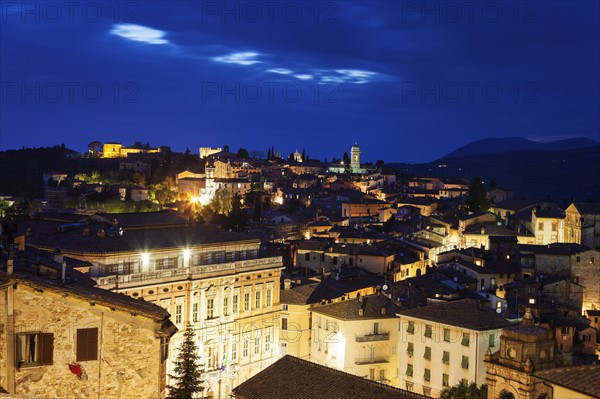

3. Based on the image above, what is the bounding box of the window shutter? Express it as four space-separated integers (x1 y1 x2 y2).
40 333 54 365
77 328 99 361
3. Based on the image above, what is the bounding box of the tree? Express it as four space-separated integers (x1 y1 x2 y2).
237 148 249 159
252 194 262 222
343 152 349 164
382 215 396 233
225 193 248 231
88 141 101 157
466 176 491 213
440 381 487 399
375 159 384 170
167 324 205 399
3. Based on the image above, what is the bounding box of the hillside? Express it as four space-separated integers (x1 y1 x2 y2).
441 137 598 160
391 145 600 203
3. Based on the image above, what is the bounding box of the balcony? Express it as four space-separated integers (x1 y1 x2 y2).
355 357 389 365
355 333 389 342
94 256 282 289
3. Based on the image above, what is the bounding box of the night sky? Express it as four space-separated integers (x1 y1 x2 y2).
1 1 598 162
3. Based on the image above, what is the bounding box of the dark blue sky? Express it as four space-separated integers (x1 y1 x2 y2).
1 1 598 162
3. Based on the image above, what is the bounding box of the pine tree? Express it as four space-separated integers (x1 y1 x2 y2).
466 176 491 213
167 325 205 399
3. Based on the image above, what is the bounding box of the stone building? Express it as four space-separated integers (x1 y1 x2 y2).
0 252 176 398
565 203 600 249
485 309 600 399
17 210 283 399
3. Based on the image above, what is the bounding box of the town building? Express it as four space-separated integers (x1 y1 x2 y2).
17 211 283 399
565 203 600 249
0 251 176 398
310 294 403 386
397 299 512 397
102 142 160 158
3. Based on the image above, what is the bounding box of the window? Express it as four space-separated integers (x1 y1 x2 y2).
16 333 53 367
379 369 385 381
407 321 415 334
576 256 581 263
282 317 288 330
242 340 249 357
305 253 310 261
461 355 469 369
406 364 413 377
443 373 449 387
266 288 272 307
333 256 338 265
175 304 183 325
424 346 431 360
192 303 199 322
489 333 496 347
424 368 431 382
369 368 375 380
282 304 288 311
160 337 169 363
442 351 450 364
76 328 98 361
254 335 260 355
443 328 450 342
231 341 238 361
461 332 470 346
243 292 250 312
265 327 272 352
206 298 214 319
223 297 229 316
407 342 414 355
538 222 543 231
424 324 432 338
255 291 262 309
233 294 239 313
373 322 379 335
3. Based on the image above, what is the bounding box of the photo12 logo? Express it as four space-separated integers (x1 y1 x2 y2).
200 81 339 104
198 1 340 24
1 81 140 104
400 81 540 104
0 1 140 24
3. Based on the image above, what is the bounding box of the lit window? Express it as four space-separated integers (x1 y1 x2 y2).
175 304 183 325
233 294 239 313
266 288 272 307
206 298 214 319
243 292 250 311
223 297 229 316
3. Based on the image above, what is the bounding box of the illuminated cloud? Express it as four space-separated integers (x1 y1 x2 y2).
110 24 169 45
267 68 294 75
334 69 376 84
213 52 262 65
294 74 313 80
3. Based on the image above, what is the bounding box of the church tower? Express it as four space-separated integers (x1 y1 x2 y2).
350 143 361 173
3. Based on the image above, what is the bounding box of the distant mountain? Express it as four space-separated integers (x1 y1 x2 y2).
388 145 600 202
441 137 599 160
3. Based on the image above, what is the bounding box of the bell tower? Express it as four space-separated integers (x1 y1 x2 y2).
350 142 360 173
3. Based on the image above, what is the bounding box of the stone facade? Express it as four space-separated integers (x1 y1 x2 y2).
0 279 172 398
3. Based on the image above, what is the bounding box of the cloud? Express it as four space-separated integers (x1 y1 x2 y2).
267 68 294 75
294 74 313 80
334 69 376 84
110 24 169 45
213 52 262 65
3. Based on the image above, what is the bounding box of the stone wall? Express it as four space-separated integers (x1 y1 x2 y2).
1 282 165 399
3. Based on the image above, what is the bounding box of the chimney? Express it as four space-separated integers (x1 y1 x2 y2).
97 229 105 238
61 261 66 283
522 307 534 325
358 308 364 316
381 307 387 315
7 258 14 277
53 248 63 264
283 279 291 290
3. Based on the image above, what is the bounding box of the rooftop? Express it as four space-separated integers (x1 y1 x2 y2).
397 298 513 331
312 293 402 320
232 355 427 399
533 365 600 398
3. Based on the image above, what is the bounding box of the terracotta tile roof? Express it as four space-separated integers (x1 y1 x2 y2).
533 365 600 398
398 298 513 331
231 355 427 399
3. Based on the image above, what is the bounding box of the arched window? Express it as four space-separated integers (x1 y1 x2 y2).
500 390 515 399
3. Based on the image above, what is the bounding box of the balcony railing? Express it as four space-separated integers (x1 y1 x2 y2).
94 256 282 289
355 333 389 342
355 357 389 365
